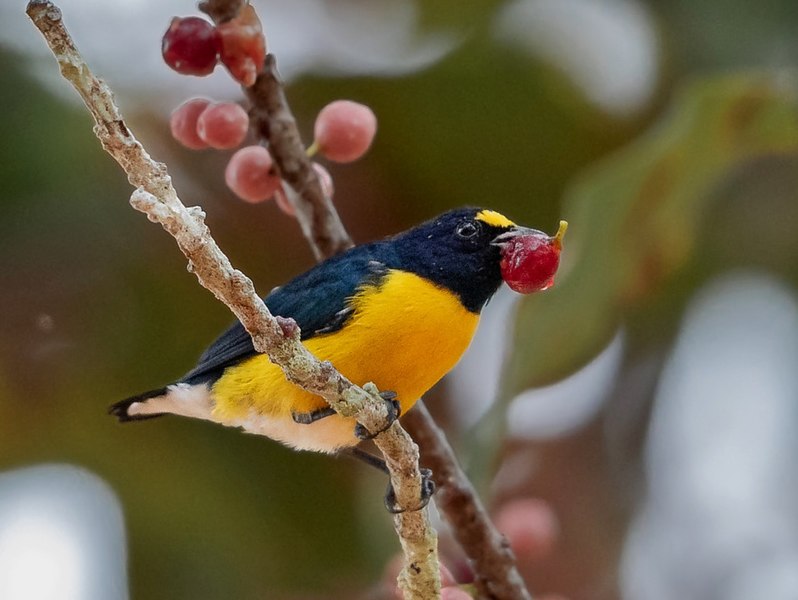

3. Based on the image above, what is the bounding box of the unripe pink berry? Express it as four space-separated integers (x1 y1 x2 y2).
494 498 559 561
441 588 472 600
197 102 249 149
170 98 212 150
162 17 220 77
313 100 377 163
225 145 282 203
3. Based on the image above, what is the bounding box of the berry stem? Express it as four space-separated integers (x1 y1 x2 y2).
305 139 320 158
552 219 568 249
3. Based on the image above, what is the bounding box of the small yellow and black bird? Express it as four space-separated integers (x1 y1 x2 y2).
110 208 556 463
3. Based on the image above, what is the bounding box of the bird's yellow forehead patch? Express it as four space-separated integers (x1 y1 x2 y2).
476 210 515 229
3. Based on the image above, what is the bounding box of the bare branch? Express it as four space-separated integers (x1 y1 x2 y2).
245 55 354 261
26 2 438 598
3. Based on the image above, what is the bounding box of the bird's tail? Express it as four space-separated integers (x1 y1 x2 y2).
109 387 171 422
109 382 214 423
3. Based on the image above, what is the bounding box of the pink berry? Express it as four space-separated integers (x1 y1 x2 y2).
439 564 457 588
494 498 559 561
170 98 211 150
218 5 266 87
313 100 377 163
225 146 282 203
441 588 472 600
196 102 249 149
273 188 295 216
162 17 220 77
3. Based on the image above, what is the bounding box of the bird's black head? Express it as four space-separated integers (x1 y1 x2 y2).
391 207 520 313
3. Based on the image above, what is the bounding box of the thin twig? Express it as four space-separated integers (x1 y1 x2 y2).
198 0 245 23
25 2 438 598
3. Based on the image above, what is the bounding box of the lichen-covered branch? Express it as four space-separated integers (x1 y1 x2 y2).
404 404 533 600
25 2 438 598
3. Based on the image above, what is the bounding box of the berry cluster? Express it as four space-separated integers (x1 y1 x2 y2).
163 6 377 212
162 5 265 86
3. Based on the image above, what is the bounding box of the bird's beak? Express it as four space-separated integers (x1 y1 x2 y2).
491 221 567 252
491 226 545 250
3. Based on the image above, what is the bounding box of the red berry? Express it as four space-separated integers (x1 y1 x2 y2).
170 97 212 150
225 145 282 203
313 100 377 163
499 221 567 294
218 5 266 87
162 17 220 77
494 498 559 561
196 102 249 149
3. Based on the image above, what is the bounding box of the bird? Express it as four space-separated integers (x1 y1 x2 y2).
110 207 554 457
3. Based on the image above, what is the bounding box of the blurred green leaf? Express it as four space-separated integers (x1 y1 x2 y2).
507 72 798 393
469 72 798 481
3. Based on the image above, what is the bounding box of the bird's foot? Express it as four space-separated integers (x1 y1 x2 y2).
292 406 337 425
354 390 400 440
342 448 436 513
384 467 436 514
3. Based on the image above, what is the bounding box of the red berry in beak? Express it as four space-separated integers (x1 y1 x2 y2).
498 221 567 294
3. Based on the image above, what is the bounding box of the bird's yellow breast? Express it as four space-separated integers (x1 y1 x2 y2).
211 270 479 428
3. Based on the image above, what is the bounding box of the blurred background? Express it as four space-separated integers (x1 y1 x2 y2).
1 0 798 598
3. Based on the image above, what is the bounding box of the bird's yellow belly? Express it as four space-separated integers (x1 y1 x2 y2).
210 271 479 450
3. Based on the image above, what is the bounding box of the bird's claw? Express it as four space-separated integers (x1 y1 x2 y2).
354 390 400 440
384 467 436 514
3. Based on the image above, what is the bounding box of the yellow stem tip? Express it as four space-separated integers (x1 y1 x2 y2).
552 220 568 249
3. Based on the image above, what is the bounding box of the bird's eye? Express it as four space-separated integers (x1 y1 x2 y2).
456 221 479 239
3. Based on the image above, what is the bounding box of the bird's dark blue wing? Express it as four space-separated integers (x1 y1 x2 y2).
182 242 394 384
